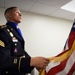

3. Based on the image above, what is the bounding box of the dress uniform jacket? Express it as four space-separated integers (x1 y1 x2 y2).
0 22 34 75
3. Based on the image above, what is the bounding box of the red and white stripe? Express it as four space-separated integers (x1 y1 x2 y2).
46 51 75 75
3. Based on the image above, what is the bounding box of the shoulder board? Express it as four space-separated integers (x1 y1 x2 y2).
0 25 7 29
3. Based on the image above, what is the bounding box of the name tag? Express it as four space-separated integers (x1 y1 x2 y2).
12 37 18 42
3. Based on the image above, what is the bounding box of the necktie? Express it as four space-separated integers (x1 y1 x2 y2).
17 28 23 38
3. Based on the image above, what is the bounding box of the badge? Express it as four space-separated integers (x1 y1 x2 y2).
14 48 18 53
7 29 14 37
10 32 14 37
7 29 10 32
13 58 17 64
12 37 18 42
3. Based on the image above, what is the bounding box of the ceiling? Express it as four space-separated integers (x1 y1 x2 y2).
0 0 75 21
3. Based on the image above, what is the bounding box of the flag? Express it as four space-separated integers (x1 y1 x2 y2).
39 22 75 75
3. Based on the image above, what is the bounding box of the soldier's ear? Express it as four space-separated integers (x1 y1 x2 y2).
6 12 12 18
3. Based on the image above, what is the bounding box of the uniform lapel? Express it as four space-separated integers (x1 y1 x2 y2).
6 23 24 41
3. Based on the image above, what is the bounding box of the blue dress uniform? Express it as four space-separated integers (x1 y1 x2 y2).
0 22 34 75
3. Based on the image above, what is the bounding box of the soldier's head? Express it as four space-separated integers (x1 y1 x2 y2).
4 7 22 23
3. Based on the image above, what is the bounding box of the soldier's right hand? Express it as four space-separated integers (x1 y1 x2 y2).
30 57 49 69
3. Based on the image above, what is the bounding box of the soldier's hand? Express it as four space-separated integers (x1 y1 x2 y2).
30 57 49 69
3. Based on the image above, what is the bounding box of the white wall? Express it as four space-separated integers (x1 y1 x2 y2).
20 11 73 57
0 8 73 75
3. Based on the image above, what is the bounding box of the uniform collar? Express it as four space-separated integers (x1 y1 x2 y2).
6 21 24 41
7 21 18 28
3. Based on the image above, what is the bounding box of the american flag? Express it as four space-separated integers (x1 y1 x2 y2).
39 22 75 75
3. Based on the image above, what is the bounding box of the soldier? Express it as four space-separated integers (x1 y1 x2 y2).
0 7 49 75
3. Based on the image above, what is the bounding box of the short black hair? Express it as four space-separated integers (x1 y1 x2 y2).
4 7 17 16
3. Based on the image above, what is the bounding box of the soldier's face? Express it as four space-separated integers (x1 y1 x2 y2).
8 8 22 23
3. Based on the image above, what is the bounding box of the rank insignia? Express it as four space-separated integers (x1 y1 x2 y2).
0 25 7 29
0 40 5 47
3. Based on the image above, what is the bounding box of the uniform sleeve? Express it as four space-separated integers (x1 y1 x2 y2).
0 28 34 73
20 51 34 73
